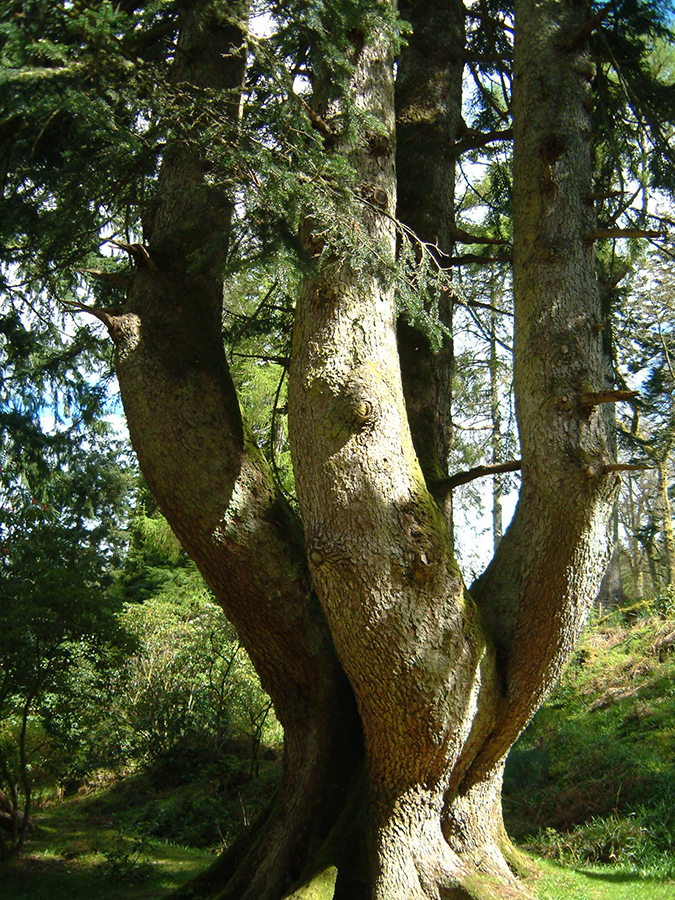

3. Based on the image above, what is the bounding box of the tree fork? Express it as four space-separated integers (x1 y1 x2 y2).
103 6 363 898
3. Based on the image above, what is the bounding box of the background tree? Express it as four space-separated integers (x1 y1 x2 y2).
0 304 134 856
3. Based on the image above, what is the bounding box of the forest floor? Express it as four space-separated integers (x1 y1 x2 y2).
2 602 675 900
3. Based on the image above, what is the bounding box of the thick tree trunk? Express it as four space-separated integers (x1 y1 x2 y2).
102 1 617 898
103 6 364 899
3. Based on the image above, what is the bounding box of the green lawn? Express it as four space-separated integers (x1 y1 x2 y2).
2 778 675 900
534 858 675 899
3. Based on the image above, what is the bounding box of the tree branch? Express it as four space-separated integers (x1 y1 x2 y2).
433 459 522 495
452 127 513 157
564 4 612 50
444 253 512 266
108 238 159 272
603 463 655 473
586 228 666 243
580 389 639 408
75 267 132 289
450 227 510 246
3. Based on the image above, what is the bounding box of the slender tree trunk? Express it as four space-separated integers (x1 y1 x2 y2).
658 455 675 587
395 0 463 539
490 281 504 553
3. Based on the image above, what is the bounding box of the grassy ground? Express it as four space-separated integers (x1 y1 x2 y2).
4 800 675 900
533 858 675 899
0 801 212 900
3 603 675 899
505 600 675 891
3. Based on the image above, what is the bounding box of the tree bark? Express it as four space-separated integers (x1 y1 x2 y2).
102 1 618 898
395 0 463 539
658 453 675 587
461 0 618 802
104 6 364 899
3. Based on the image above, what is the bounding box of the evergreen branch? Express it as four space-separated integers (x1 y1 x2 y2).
433 460 522 495
75 268 132 289
269 367 290 502
468 63 511 123
227 281 279 359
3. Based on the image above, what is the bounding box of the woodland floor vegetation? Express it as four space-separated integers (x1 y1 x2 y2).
3 598 675 900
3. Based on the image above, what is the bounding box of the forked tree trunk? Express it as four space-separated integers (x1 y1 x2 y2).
102 1 617 898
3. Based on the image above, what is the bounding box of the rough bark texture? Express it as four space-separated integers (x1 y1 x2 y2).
104 6 363 899
469 0 617 771
395 0 463 536
101 1 618 899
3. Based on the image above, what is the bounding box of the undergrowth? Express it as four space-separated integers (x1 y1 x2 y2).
504 597 675 882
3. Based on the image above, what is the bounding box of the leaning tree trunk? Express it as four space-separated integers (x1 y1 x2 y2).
100 1 617 899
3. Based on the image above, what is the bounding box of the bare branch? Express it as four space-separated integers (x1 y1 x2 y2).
108 238 159 272
580 389 639 408
564 4 612 50
603 463 655 474
452 127 513 156
60 298 113 327
433 459 522 495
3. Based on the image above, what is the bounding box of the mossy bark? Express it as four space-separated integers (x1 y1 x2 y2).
104 1 615 899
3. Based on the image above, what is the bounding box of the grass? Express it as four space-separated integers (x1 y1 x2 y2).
0 748 280 900
3 602 675 899
0 801 212 900
533 857 675 899
505 599 675 891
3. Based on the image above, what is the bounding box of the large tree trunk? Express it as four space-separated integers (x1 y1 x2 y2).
103 1 617 898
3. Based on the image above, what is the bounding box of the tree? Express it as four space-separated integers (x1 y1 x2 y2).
2 0 675 897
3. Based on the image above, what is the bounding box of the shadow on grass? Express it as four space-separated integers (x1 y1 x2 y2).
0 833 211 900
574 867 674 884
